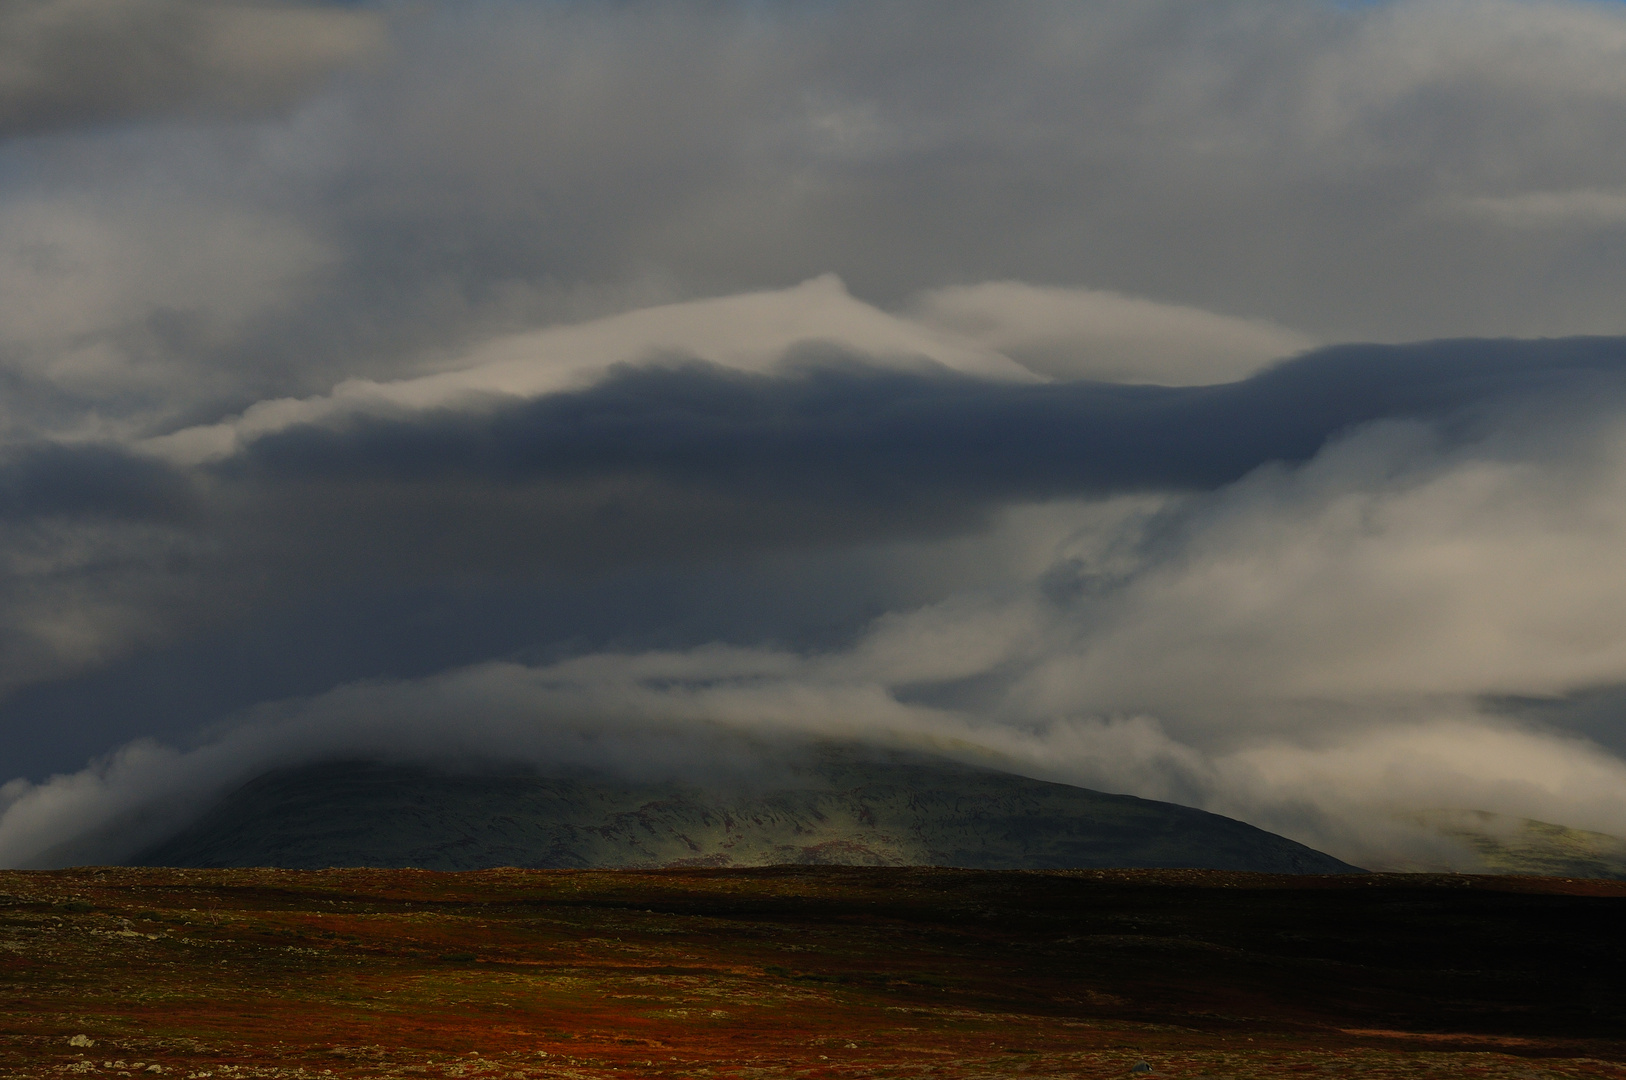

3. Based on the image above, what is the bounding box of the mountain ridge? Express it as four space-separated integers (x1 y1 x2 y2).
133 753 1360 873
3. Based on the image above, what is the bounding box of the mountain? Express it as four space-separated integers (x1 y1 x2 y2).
133 753 1360 873
1403 809 1626 879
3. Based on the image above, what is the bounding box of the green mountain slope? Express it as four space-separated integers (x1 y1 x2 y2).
133 754 1359 873
1405 809 1626 879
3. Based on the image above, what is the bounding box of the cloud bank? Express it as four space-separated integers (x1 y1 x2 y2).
6 1 1626 871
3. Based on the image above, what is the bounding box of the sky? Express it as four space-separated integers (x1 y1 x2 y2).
4 0 1626 869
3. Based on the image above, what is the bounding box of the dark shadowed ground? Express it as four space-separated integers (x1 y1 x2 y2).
2 866 1624 1078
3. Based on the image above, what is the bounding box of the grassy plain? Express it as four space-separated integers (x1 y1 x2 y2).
2 866 1624 1079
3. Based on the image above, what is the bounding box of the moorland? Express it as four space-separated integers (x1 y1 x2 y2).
3 866 1625 1079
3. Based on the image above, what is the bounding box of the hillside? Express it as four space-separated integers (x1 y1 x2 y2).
133 754 1358 873
1406 809 1626 879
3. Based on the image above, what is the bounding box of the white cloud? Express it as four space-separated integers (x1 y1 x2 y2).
1212 717 1626 858
137 273 1329 465
1012 413 1626 716
909 282 1314 384
142 275 1039 464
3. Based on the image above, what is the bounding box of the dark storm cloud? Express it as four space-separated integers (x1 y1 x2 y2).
0 0 384 137
0 443 192 522
229 336 1626 513
0 333 1614 603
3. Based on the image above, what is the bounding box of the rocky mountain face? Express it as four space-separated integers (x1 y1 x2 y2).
134 754 1360 873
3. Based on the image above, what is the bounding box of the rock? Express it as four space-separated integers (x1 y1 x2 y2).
68 1035 94 1048
1131 1062 1153 1074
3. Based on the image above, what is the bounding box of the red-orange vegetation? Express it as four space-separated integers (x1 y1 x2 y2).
1 866 1623 1078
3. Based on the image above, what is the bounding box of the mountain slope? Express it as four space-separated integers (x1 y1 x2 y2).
133 755 1359 873
1405 809 1626 879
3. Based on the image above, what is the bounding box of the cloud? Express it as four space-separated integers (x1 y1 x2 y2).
0 329 1622 756
908 282 1315 384
0 651 967 868
299 0 1626 340
6 0 1626 455
0 0 385 136
0 443 192 522
0 187 338 448
1009 409 1626 714
144 275 1037 465
206 334 1626 509
8 639 1626 870
1209 717 1626 867
10 2 1626 873
8 335 1626 867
